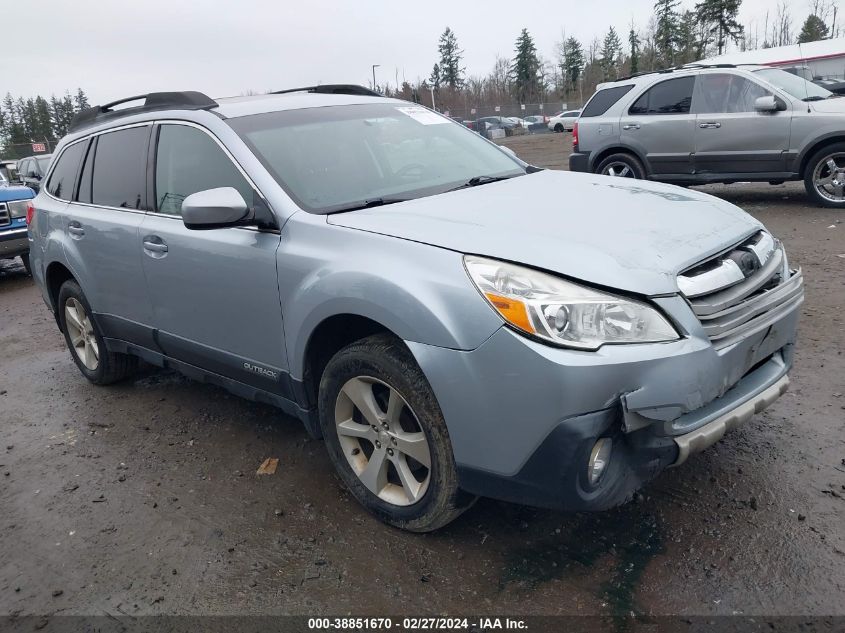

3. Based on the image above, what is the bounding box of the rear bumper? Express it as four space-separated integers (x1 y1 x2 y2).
568 151 590 172
0 227 29 258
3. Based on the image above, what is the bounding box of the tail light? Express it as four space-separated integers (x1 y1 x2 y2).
25 202 35 226
572 121 579 152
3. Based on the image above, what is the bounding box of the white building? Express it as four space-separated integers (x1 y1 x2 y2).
701 38 845 80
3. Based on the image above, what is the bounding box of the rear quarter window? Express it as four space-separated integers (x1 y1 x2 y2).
46 142 86 201
580 85 635 118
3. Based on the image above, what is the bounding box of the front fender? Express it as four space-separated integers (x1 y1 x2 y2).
278 214 502 379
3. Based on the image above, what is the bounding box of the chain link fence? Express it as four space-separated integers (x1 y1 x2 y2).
1 140 57 161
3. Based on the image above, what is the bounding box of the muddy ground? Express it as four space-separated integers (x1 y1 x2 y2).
1 133 844 621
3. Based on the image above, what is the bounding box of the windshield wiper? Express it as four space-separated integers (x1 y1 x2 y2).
325 197 409 213
446 173 520 192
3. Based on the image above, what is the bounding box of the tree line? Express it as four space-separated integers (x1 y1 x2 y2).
0 89 90 159
386 0 841 114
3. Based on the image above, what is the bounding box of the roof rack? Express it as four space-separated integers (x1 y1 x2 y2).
270 84 382 97
613 63 742 82
69 91 218 133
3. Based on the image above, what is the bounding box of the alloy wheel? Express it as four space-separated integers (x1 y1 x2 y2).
602 162 636 178
334 376 432 506
813 153 845 202
65 297 99 371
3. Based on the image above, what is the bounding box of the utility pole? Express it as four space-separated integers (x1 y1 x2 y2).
429 85 436 111
372 64 380 91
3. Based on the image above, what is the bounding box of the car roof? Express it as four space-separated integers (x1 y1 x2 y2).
214 91 403 119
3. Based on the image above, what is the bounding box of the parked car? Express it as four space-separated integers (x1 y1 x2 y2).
476 116 518 131
570 64 845 207
30 86 802 531
522 115 548 132
17 154 52 193
782 65 845 95
0 171 35 273
548 110 581 132
1 159 20 183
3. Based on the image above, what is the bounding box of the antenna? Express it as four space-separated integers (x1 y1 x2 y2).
798 42 811 113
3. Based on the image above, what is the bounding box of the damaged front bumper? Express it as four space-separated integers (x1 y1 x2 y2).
407 287 801 511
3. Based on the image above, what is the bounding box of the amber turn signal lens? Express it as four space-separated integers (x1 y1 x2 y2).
484 292 534 334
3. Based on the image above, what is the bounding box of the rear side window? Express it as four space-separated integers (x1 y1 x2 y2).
629 77 695 115
46 142 85 201
154 124 253 216
91 126 149 210
581 85 634 118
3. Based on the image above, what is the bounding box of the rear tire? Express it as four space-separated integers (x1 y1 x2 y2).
804 142 845 208
596 153 646 179
57 280 138 385
554 123 564 133
318 333 475 532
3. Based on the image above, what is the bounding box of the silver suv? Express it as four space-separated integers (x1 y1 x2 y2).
570 64 845 207
29 86 803 531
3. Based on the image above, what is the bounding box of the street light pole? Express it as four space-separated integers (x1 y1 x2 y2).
372 64 380 91
429 85 436 111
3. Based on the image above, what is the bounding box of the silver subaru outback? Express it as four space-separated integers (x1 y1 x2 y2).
570 64 845 207
28 85 803 531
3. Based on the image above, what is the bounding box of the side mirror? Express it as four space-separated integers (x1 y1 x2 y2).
754 95 782 112
182 187 251 230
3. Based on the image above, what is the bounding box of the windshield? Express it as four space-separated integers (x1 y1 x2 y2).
227 103 525 213
754 68 832 101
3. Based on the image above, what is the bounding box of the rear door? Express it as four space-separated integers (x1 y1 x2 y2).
619 76 696 177
57 126 156 341
693 72 792 175
139 122 289 396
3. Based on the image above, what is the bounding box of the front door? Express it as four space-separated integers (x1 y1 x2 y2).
693 72 792 175
139 122 289 398
619 76 697 177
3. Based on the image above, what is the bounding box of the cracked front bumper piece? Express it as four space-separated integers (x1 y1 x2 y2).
407 286 801 511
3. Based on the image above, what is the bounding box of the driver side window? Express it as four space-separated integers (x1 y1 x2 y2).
154 124 254 216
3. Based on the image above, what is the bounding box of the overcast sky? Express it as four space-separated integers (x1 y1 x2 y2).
3 0 799 104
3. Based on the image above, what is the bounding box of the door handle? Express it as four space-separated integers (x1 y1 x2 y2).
68 222 84 238
142 238 168 256
622 123 641 130
699 122 722 129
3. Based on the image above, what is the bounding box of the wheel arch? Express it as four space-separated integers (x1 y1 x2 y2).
797 135 845 177
590 145 649 175
45 261 77 329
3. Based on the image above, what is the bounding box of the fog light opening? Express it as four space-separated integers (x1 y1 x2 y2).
588 438 612 486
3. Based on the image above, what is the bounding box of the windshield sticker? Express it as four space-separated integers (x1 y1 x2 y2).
395 106 447 125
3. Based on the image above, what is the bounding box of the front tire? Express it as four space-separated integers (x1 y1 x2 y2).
57 280 137 385
318 333 474 532
804 143 845 208
554 123 564 133
596 152 646 179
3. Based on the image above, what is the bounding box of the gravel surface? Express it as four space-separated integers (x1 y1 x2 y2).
1 134 843 618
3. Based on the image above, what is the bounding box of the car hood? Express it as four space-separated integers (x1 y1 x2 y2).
0 184 35 202
810 97 845 113
328 170 762 295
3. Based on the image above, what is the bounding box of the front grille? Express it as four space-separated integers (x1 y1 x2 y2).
0 203 10 227
678 231 804 348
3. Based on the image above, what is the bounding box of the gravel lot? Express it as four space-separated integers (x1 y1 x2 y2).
1 133 844 621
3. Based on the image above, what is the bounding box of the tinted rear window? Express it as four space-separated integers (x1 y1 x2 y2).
629 77 695 115
46 142 85 201
91 126 149 209
581 85 634 117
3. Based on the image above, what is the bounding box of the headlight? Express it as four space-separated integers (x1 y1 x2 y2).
464 255 679 350
7 199 29 219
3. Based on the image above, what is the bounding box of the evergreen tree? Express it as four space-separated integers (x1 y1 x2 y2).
654 0 680 67
33 96 54 143
560 36 585 92
600 27 623 79
511 29 542 103
437 28 465 89
696 0 744 55
798 14 829 43
676 10 703 63
429 63 441 90
74 88 90 111
629 27 641 75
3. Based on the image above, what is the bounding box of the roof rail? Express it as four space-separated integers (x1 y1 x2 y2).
270 84 382 97
613 62 741 82
68 91 218 133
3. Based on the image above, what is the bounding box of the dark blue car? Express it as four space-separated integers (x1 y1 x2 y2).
0 171 34 274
